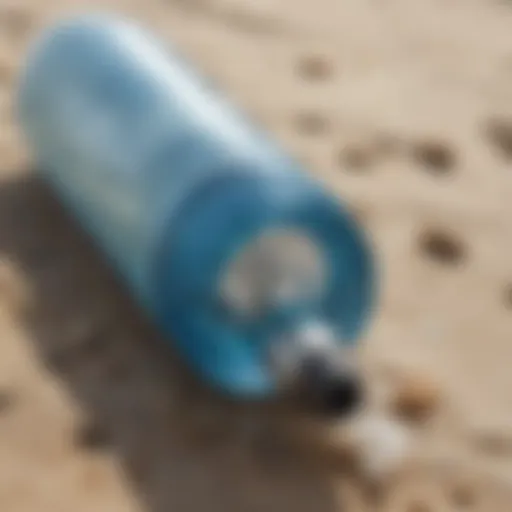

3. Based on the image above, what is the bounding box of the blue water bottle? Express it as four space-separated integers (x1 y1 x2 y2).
18 14 375 414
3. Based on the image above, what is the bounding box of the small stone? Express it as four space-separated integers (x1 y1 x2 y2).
470 422 512 455
503 283 512 309
339 144 374 171
419 230 465 266
304 413 413 484
411 141 456 173
349 414 413 483
392 375 441 422
0 6 32 38
297 55 333 80
449 480 477 508
484 117 512 159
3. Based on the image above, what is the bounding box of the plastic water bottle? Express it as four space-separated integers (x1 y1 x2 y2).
17 14 375 409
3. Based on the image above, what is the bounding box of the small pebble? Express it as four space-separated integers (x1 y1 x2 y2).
0 5 32 38
470 423 512 455
502 283 512 309
392 375 441 422
419 230 465 266
339 134 401 172
411 141 456 173
301 414 412 484
484 117 512 159
349 414 413 482
297 54 333 80
340 144 374 171
449 480 477 508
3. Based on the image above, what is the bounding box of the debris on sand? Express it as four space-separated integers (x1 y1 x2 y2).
302 411 414 486
344 413 413 484
391 374 442 423
468 419 512 456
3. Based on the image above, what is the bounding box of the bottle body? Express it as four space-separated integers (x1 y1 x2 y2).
18 15 375 398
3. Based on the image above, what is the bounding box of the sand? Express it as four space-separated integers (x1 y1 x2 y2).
1 0 512 510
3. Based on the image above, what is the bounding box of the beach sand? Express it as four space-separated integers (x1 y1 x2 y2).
1 0 512 510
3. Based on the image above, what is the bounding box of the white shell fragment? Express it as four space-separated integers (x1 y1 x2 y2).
342 413 413 481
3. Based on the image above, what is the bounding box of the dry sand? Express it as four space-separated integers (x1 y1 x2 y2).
1 0 512 510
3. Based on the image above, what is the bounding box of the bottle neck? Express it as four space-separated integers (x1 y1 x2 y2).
268 319 364 418
268 319 340 382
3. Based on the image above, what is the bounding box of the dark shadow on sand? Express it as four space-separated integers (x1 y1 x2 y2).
0 172 339 512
